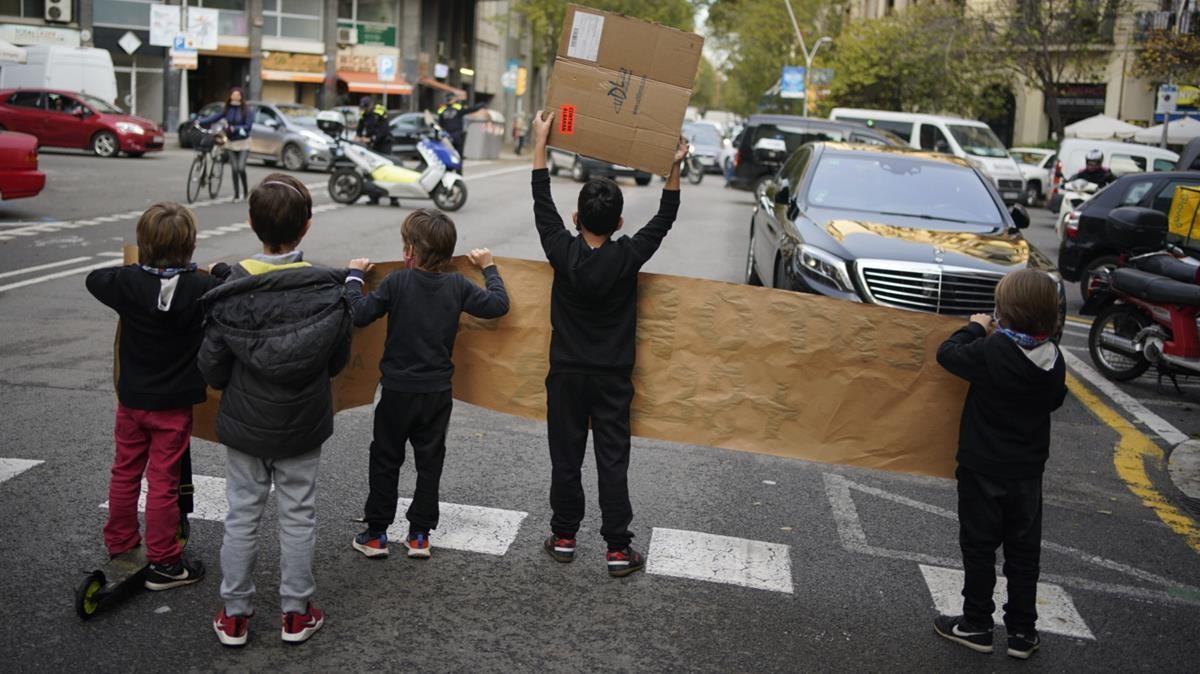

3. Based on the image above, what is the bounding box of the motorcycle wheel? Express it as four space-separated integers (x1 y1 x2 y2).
1088 303 1152 382
329 169 363 204
433 181 468 212
687 158 704 184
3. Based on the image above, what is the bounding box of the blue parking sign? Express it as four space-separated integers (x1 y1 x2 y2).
781 66 805 99
377 55 396 82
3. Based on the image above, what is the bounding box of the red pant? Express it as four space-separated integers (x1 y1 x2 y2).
103 404 192 563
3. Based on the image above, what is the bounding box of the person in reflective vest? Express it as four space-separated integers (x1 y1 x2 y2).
436 94 486 171
356 96 392 154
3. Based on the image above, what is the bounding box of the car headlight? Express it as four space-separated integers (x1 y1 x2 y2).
794 243 855 294
116 122 144 135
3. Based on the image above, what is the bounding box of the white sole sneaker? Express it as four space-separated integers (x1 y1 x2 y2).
351 536 389 558
281 615 324 643
405 539 431 559
213 621 248 647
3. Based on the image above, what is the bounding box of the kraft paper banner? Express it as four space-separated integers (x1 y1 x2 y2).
121 248 969 479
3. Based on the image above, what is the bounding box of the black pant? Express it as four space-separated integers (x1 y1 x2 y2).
547 372 635 549
363 389 453 535
450 133 466 173
957 466 1042 632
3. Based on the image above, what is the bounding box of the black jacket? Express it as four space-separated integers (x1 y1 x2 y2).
437 101 485 136
198 261 353 458
346 266 509 392
937 323 1067 479
532 168 680 374
1068 167 1116 187
86 264 223 410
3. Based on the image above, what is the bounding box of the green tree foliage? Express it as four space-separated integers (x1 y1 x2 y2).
1132 29 1200 85
512 0 697 70
691 57 720 111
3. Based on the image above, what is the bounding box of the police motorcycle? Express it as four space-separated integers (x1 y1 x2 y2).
316 110 468 212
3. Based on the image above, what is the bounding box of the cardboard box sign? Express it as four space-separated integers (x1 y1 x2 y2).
544 4 704 176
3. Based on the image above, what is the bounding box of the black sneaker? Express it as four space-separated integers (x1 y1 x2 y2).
606 546 646 577
544 535 576 563
933 614 994 654
144 555 205 591
1007 630 1040 659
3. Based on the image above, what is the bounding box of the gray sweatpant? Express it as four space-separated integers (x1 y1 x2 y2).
220 446 321 616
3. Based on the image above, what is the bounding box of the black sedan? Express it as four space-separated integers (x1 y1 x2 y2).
747 142 1061 320
1057 170 1200 301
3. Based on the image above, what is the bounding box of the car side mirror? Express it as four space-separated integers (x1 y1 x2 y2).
1009 203 1030 230
774 183 790 205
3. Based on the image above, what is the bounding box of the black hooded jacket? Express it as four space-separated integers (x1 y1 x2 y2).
198 261 353 458
937 322 1068 479
531 168 679 374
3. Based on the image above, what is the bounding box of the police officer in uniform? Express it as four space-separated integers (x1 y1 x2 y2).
356 95 392 155
436 94 486 173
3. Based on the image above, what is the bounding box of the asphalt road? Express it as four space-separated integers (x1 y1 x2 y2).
0 149 1197 671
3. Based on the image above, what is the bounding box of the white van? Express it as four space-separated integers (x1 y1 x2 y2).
829 108 1026 204
0 46 118 105
1047 138 1179 210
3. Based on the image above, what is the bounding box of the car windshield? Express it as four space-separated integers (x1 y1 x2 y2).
753 124 845 155
685 124 722 146
947 124 1008 158
77 93 122 114
277 105 320 125
806 152 1004 226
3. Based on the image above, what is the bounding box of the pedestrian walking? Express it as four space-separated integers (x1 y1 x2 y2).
345 210 509 560
85 202 225 591
198 174 354 648
436 93 486 172
197 88 253 202
514 114 530 156
529 110 689 576
933 269 1067 660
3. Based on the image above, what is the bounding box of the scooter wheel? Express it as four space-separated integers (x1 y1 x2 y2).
433 182 468 212
1088 303 1151 382
75 571 107 620
329 169 363 204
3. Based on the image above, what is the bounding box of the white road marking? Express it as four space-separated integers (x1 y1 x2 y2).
100 474 229 523
469 165 533 181
0 458 43 484
387 499 527 556
823 472 1200 607
1062 350 1190 446
919 564 1095 640
0 256 92 280
646 527 794 594
0 258 121 294
97 251 124 257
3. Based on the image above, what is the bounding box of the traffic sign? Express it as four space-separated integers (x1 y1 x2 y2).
117 31 141 55
780 66 805 99
1158 84 1179 115
377 55 396 81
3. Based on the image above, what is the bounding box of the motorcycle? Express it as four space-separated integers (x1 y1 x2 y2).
679 143 703 185
316 110 468 212
1055 178 1099 240
1085 206 1200 382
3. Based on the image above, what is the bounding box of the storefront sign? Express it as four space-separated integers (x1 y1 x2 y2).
0 23 80 47
262 51 324 74
149 5 180 48
1056 83 1107 113
358 24 395 47
187 7 219 52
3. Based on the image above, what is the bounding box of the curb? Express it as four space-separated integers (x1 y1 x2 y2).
1168 439 1200 517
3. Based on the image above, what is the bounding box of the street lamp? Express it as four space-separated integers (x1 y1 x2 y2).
783 0 832 118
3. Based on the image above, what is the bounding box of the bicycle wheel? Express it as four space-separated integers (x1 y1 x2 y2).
186 154 207 204
207 151 224 199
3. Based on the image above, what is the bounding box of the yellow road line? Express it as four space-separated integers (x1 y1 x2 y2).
1065 315 1091 327
1067 373 1200 554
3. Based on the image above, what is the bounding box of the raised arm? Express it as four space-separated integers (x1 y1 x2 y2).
530 111 571 266
626 136 688 266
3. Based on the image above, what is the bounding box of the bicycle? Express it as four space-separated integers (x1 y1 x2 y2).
185 125 226 204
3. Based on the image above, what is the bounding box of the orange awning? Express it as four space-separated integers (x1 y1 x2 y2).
339 71 413 95
262 69 325 84
418 77 466 99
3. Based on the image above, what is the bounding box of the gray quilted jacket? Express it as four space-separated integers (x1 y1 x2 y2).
198 261 352 458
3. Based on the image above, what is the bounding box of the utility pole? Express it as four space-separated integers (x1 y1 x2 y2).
783 0 831 117
248 0 263 101
323 0 338 108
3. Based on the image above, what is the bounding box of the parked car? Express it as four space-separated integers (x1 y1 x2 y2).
0 88 164 158
0 130 45 201
545 147 653 185
728 115 901 196
829 108 1027 205
180 100 334 171
1057 171 1200 301
1009 147 1056 205
746 142 1063 326
683 120 725 173
1046 138 1178 212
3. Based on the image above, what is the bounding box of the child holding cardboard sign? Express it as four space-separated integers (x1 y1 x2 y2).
531 110 688 576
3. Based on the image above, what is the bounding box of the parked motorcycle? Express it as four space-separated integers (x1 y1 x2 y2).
679 143 703 185
1086 207 1200 382
317 110 467 212
1055 178 1099 240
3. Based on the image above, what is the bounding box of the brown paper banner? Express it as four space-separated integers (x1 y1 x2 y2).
122 249 968 479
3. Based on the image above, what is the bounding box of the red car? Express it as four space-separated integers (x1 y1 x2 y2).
0 89 164 158
0 130 45 200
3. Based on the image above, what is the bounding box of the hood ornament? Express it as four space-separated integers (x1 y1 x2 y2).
933 246 946 264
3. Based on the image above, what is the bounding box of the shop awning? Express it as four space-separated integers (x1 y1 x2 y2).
339 71 413 95
418 77 466 99
262 69 326 84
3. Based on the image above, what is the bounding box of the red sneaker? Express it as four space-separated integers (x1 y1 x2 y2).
213 608 251 647
606 546 646 577
281 602 324 644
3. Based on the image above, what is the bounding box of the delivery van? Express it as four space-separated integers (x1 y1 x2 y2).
0 46 118 105
829 108 1027 204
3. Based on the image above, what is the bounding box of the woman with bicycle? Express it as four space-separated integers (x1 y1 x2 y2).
197 88 253 201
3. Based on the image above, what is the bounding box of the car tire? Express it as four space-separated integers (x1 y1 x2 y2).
635 175 651 186
745 222 763 286
281 144 305 171
91 131 119 158
571 158 589 182
1079 254 1120 304
774 254 791 291
547 152 559 176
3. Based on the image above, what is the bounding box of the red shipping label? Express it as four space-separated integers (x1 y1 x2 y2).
559 105 576 135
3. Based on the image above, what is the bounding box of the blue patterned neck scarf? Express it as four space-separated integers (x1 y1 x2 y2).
139 263 197 279
994 312 1049 349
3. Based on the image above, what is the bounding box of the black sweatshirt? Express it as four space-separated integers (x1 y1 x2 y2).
937 322 1068 479
86 264 223 410
532 168 680 374
347 266 509 392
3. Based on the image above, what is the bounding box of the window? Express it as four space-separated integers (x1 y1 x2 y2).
1119 179 1155 206
187 0 248 37
338 0 397 46
946 124 1007 158
7 91 42 108
0 0 45 19
782 146 813 188
838 115 913 141
752 124 844 158
255 106 279 125
1153 158 1176 172
1152 180 1200 214
264 0 322 41
94 0 155 28
1110 153 1147 176
918 124 951 153
850 133 889 146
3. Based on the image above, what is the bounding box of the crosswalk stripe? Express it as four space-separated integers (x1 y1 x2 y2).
919 564 1095 640
0 258 121 293
387 499 528 556
0 256 92 280
646 527 794 594
100 475 229 523
0 458 43 484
